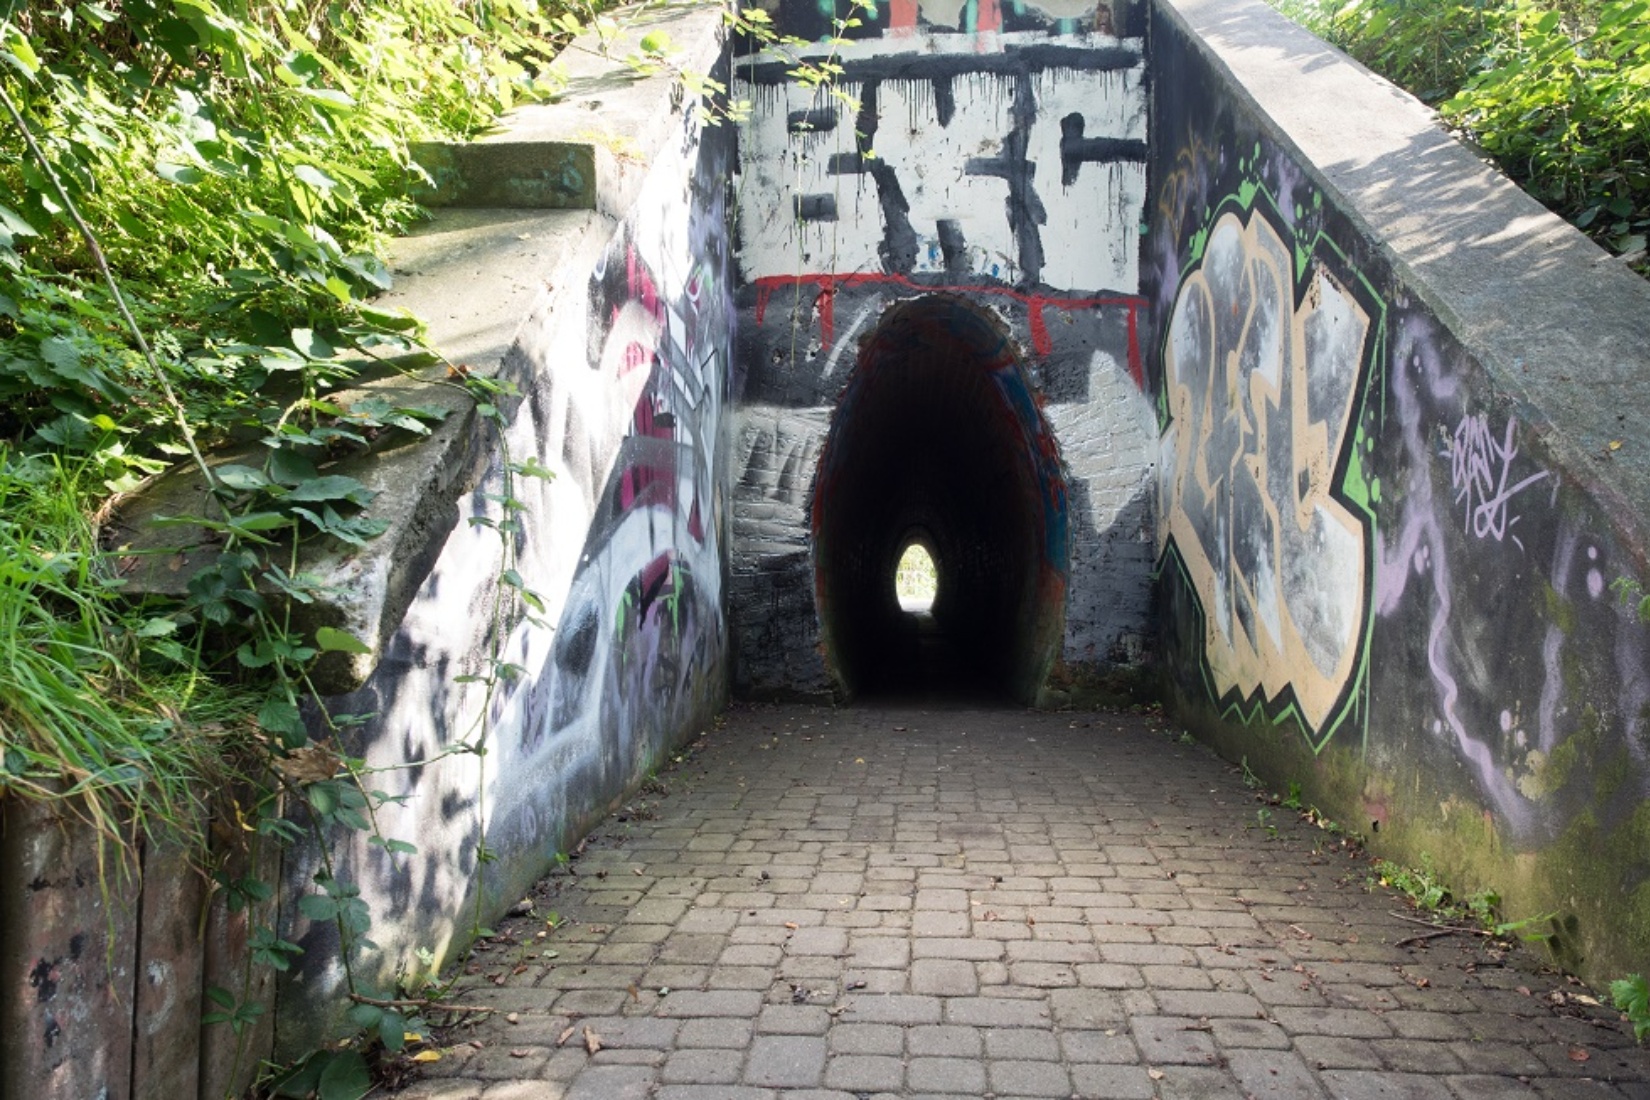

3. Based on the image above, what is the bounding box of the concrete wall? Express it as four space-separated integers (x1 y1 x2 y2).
730 0 1159 698
274 14 737 1048
1147 0 1650 981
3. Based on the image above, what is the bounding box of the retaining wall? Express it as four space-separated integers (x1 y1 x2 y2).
1147 0 1650 981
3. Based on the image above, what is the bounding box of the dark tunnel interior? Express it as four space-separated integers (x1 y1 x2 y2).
811 296 1068 704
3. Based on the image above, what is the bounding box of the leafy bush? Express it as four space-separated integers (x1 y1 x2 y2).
0 450 261 846
0 0 580 848
0 0 572 489
1276 0 1650 269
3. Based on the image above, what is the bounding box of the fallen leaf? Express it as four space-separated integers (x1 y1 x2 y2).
1569 1047 1591 1062
1148 1068 1165 1081
557 1026 576 1047
584 1026 603 1054
1517 986 1532 997
506 1012 519 1024
274 742 342 786
628 983 640 1002
784 921 800 931
509 1049 531 1058
410 1050 442 1063
855 757 865 764
1610 440 1624 451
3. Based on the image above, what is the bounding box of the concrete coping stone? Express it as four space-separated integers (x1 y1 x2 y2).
412 1 726 218
104 2 727 694
1159 0 1650 558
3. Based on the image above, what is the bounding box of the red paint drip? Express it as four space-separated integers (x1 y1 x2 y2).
749 274 1150 388
1125 303 1143 389
890 0 918 33
1028 302 1051 357
815 280 836 346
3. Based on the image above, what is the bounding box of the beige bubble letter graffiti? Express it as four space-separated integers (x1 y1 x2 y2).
1159 207 1369 735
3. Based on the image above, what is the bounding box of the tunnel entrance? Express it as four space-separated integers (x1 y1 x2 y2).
811 296 1069 704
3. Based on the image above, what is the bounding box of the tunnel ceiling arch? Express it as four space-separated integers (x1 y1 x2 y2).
810 296 1069 703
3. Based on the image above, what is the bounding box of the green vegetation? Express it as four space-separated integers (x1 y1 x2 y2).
0 451 260 846
0 0 583 840
1273 0 1650 272
1611 973 1650 1041
0 1 592 1077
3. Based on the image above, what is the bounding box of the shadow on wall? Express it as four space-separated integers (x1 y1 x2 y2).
810 295 1069 704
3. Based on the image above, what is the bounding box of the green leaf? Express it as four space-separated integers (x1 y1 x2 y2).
1 28 41 79
0 203 38 247
214 464 271 492
268 448 320 487
230 512 292 534
291 328 335 360
346 1002 384 1029
299 893 340 922
315 626 371 654
283 475 375 506
297 86 358 112
258 697 304 737
260 348 308 372
378 1009 407 1052
316 1050 371 1100
293 164 336 191
156 162 205 186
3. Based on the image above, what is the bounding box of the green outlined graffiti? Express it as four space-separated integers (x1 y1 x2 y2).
1157 175 1386 754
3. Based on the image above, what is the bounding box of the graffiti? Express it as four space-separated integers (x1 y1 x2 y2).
1159 199 1375 738
736 38 1147 294
1441 411 1547 547
751 272 1144 377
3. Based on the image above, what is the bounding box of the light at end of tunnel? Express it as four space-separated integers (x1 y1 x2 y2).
895 542 937 614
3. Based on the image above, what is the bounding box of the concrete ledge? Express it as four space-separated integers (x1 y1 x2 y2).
104 209 605 694
1160 0 1650 553
413 2 725 218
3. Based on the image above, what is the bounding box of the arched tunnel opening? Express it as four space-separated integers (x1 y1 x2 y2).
811 296 1069 704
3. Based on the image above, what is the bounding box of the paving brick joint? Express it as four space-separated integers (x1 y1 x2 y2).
397 704 1650 1099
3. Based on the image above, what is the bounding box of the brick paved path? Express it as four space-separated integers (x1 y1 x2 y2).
403 704 1650 1099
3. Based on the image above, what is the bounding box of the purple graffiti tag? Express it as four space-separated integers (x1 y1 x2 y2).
1442 413 1547 548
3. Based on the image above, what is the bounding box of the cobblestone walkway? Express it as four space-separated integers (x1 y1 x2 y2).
403 703 1650 1099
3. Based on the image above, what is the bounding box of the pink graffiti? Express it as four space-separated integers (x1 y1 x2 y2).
1443 412 1547 547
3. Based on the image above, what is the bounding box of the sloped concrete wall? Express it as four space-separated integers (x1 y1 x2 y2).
730 0 1159 698
274 11 737 1049
1147 0 1650 980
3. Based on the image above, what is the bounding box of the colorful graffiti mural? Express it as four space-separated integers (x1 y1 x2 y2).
1149 0 1650 980
1157 195 1381 743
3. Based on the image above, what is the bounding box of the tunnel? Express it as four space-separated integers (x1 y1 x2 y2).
810 295 1069 704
